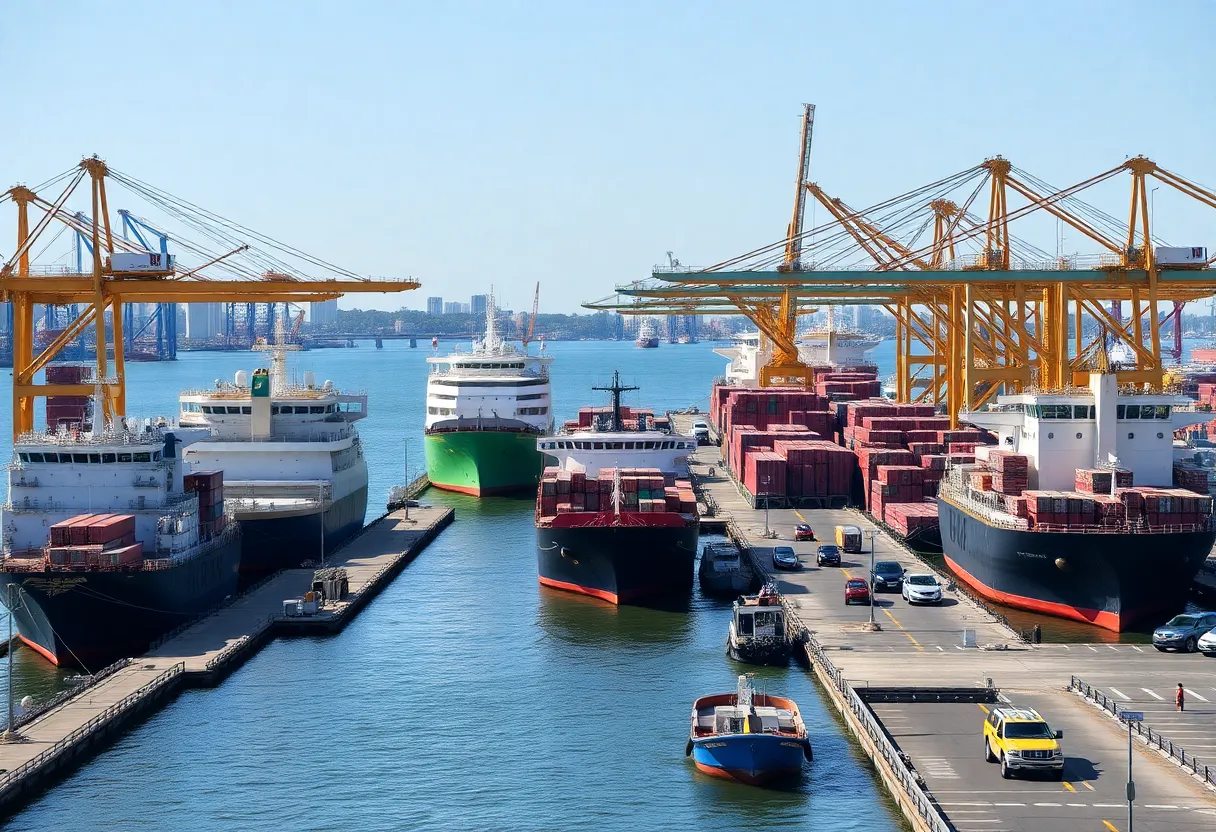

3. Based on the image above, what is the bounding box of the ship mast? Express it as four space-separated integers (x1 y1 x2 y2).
592 370 639 432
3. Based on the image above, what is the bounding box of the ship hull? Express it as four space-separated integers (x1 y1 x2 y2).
536 521 698 604
0 537 242 668
690 734 808 785
425 428 544 496
238 484 368 584
938 497 1215 631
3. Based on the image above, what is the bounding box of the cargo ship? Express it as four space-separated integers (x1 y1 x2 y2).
0 422 241 667
425 291 554 496
534 372 699 604
636 317 660 349
178 323 368 583
938 370 1216 631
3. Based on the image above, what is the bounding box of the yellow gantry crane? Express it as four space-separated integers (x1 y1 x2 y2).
1 156 420 439
584 110 1216 424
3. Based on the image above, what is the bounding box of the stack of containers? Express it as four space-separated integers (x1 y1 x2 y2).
45 365 91 429
766 439 854 499
1173 463 1210 494
1074 469 1114 494
185 470 225 539
728 426 820 476
869 464 924 519
884 503 939 537
535 467 695 518
814 368 882 399
856 447 916 510
744 451 787 499
46 513 142 568
987 450 1029 495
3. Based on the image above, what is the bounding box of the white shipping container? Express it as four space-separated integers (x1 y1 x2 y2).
110 252 176 273
1155 246 1208 266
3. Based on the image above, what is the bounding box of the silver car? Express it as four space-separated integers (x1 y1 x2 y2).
902 573 942 605
1197 626 1216 657
1153 612 1216 653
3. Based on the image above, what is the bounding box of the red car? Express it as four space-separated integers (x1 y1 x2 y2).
844 578 871 605
794 523 816 542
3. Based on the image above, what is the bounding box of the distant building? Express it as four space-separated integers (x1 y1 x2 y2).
310 299 339 329
470 294 488 316
393 319 405 333
444 301 462 315
461 302 471 314
185 303 225 340
427 297 444 316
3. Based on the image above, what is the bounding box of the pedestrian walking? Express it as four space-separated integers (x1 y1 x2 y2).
1177 683 1186 712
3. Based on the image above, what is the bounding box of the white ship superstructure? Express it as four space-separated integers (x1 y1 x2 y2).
425 293 554 434
715 325 881 388
178 327 369 579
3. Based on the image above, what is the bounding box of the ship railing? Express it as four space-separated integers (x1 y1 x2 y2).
1070 676 1216 789
0 662 185 794
2 658 132 732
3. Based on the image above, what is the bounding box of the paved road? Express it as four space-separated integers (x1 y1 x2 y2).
874 691 1216 831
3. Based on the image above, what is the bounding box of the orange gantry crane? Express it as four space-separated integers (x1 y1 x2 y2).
1 155 420 438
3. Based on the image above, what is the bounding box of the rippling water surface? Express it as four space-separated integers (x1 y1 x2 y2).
2 339 904 831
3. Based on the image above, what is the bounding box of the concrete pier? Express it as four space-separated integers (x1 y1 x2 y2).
673 414 1216 832
0 505 452 817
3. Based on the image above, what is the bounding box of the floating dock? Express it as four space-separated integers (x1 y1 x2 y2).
672 414 1216 832
0 505 452 817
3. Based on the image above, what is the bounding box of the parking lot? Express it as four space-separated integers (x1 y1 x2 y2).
872 691 1216 831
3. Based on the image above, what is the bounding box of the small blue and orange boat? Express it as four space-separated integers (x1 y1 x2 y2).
686 674 812 785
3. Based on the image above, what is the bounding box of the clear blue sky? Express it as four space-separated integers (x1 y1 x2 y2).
2 0 1214 313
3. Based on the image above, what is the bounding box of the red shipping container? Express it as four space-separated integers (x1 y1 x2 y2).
87 514 136 545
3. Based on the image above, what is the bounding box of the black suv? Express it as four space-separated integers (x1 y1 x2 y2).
816 545 842 567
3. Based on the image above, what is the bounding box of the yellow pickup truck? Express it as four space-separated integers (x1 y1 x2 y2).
983 707 1065 780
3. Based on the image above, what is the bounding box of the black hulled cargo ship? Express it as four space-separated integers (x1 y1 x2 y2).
535 372 699 604
0 423 241 667
938 371 1215 632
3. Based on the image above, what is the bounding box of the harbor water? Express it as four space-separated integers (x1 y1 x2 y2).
0 340 903 830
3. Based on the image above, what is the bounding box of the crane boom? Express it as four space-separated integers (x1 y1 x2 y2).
781 104 816 271
522 281 539 346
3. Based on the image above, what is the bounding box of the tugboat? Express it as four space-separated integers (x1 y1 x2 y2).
698 542 751 598
686 674 812 784
726 585 790 665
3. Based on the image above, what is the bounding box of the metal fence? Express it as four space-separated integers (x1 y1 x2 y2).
806 638 951 832
0 662 184 794
3 658 132 732
1070 675 1216 788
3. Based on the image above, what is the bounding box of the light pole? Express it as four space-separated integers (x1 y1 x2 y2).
1120 709 1143 832
867 529 881 626
404 438 410 521
760 475 771 536
3 585 17 743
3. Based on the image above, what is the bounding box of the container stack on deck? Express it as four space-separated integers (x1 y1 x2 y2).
565 407 670 434
536 467 694 518
46 513 141 568
45 365 91 430
185 470 226 539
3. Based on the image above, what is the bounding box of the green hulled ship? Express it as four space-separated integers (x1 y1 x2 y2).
425 427 547 496
424 289 554 497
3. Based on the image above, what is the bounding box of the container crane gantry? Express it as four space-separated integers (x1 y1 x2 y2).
1 155 420 439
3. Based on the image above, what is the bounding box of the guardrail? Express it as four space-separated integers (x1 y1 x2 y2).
0 662 184 794
203 614 276 672
3 658 132 731
1070 675 1216 788
806 638 951 831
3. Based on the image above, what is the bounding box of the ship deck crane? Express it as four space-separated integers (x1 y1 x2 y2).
0 155 420 439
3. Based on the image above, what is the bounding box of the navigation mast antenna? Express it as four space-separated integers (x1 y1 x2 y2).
591 370 639 432
781 103 816 272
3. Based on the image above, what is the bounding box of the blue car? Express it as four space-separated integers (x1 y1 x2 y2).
870 561 905 592
1153 612 1216 653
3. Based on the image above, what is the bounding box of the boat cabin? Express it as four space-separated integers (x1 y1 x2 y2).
733 599 786 641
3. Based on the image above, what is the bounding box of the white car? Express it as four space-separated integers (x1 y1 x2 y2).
902 573 943 605
691 420 711 444
1199 627 1216 657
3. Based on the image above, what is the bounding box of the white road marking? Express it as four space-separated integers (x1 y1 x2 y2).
1145 804 1179 809
1142 688 1165 700
1184 688 1209 702
1086 645 1099 651
1108 687 1131 700
992 802 1026 806
1093 803 1125 808
1131 645 1144 652
1107 644 1119 651
1062 645 1071 650
936 645 944 651
1034 802 1062 806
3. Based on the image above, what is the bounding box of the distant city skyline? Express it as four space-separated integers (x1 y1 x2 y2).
2 2 1213 314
